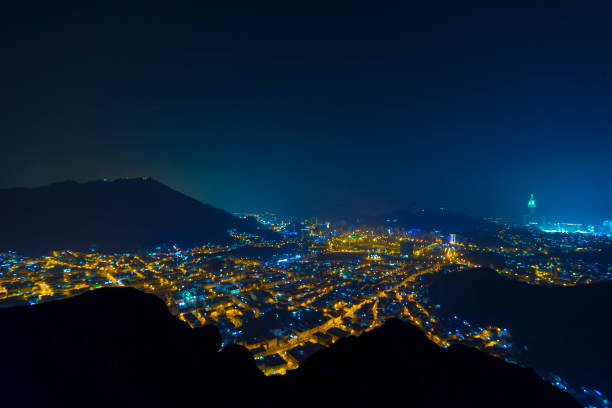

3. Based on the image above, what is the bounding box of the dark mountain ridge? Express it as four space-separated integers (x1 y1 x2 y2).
426 267 612 399
0 287 579 408
0 178 275 255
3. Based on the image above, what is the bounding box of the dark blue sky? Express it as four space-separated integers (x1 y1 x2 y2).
2 1 611 222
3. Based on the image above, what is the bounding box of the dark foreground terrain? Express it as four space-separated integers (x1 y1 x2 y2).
0 287 579 408
426 268 612 397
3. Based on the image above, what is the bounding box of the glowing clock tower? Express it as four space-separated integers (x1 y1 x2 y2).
528 193 536 216
523 193 543 228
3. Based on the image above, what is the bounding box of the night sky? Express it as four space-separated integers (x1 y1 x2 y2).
2 1 611 221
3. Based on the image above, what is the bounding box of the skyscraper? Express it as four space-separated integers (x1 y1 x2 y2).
523 194 544 228
528 193 536 214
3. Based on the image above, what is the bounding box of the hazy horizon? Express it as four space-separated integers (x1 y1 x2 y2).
2 1 611 223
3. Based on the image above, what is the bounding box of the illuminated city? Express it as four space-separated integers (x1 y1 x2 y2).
2 204 610 406
521 194 611 236
2 2 611 407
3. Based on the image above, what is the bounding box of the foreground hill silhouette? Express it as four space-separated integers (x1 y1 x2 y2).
426 267 612 398
0 287 579 408
0 178 275 255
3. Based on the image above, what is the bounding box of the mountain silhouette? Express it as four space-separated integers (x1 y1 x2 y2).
0 178 275 255
0 287 579 408
426 267 612 399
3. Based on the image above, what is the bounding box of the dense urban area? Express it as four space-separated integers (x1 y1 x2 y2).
1 208 611 407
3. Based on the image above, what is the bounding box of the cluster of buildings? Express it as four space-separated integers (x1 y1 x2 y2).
464 228 612 286
521 194 611 236
1 208 610 406
0 221 515 375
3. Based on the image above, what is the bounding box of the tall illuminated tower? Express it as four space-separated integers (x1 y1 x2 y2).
528 193 536 216
523 193 544 228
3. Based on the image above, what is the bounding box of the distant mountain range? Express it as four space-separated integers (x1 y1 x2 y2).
0 178 276 255
351 209 504 245
382 208 499 233
0 287 579 407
